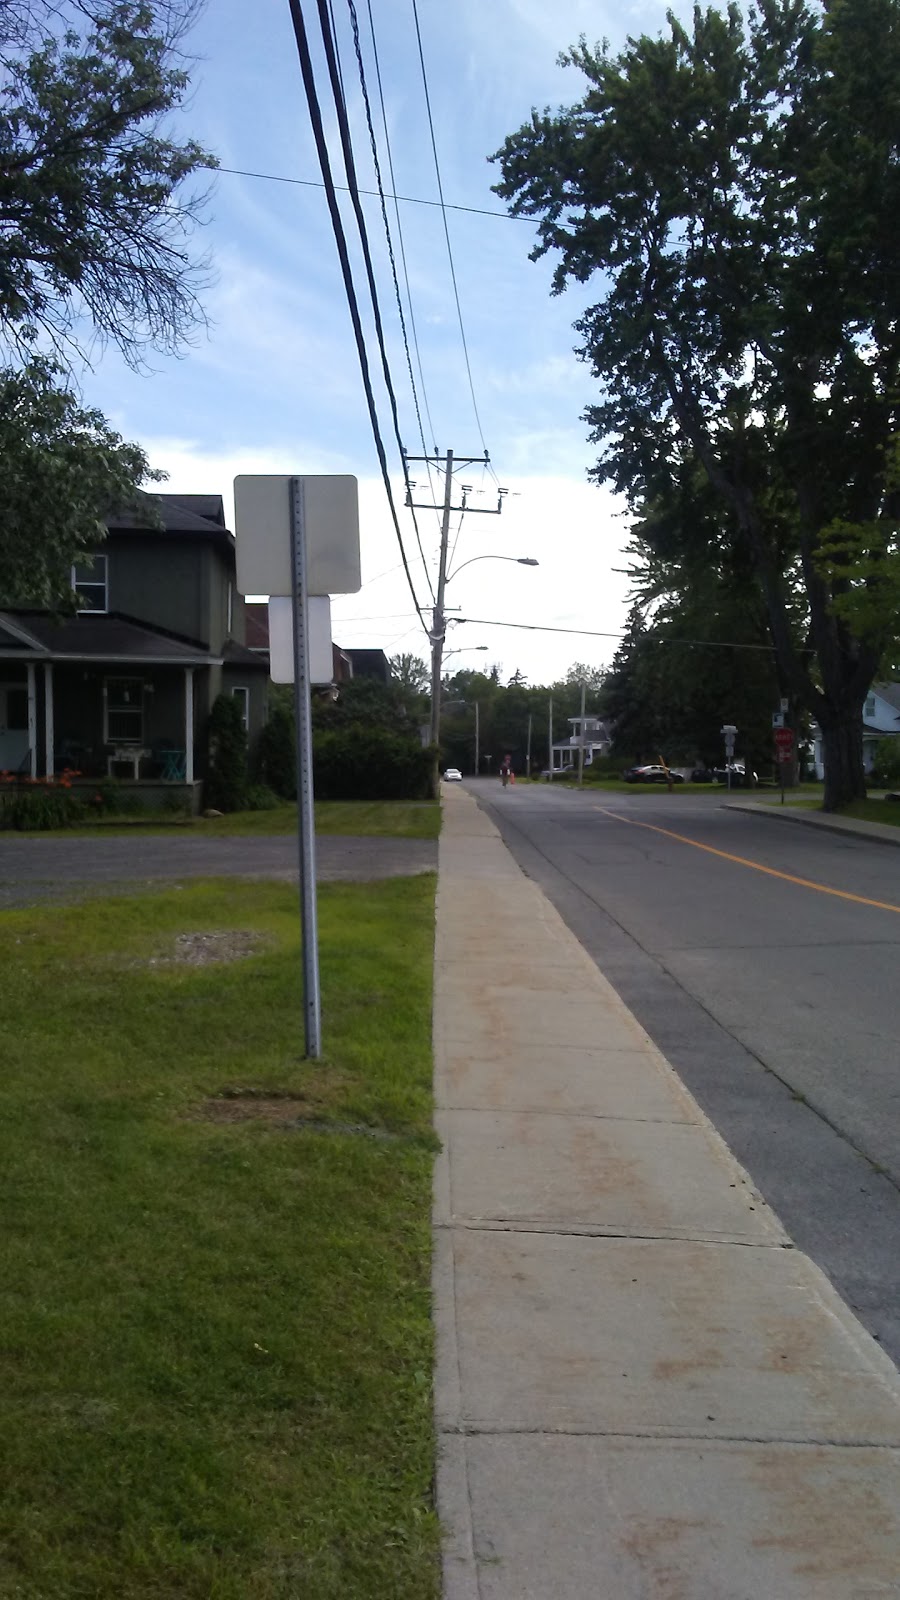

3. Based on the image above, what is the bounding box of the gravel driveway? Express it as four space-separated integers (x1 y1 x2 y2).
0 833 437 909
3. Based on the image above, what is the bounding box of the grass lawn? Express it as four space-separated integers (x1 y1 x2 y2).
16 799 442 841
757 793 900 825
0 876 439 1599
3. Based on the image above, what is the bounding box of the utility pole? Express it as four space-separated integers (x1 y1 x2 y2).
475 699 480 778
548 694 553 781
526 711 532 777
405 449 506 798
578 680 586 787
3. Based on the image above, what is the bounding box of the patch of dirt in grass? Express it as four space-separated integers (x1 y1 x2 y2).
200 1093 401 1139
150 930 272 966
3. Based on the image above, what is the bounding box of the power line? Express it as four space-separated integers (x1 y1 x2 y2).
362 0 439 466
409 0 498 481
345 0 435 601
313 0 436 609
217 164 522 222
454 616 812 652
285 0 428 636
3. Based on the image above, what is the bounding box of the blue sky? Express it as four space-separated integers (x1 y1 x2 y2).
85 0 675 684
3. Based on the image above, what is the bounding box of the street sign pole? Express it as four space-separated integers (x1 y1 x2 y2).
290 476 322 1058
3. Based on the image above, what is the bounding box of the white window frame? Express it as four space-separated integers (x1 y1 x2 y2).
104 676 144 744
231 685 250 732
71 554 108 613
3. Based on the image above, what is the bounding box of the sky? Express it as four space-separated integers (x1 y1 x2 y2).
83 0 678 687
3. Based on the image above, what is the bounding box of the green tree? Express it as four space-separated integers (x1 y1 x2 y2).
389 653 429 694
564 663 607 692
206 692 248 813
493 0 900 809
0 358 158 601
0 0 215 603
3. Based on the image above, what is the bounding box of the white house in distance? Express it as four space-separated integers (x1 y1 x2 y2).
810 682 900 779
550 713 612 773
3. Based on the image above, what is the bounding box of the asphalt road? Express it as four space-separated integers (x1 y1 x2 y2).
0 833 437 909
471 779 900 1366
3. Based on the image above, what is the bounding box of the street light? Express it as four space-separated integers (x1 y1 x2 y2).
443 644 489 662
446 554 539 583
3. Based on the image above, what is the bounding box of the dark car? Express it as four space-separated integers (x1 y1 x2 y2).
623 764 685 784
690 766 715 783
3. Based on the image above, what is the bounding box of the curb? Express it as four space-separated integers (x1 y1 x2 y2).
723 800 900 848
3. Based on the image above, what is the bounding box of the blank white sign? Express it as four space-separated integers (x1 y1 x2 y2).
234 475 361 597
268 596 334 685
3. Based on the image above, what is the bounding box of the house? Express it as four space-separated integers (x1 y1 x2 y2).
0 494 269 808
809 683 900 780
549 714 611 773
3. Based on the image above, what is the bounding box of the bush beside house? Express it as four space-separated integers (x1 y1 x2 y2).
257 678 431 802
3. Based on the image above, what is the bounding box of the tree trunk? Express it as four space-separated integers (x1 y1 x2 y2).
819 712 866 810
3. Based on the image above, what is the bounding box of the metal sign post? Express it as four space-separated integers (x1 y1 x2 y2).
290 477 321 1058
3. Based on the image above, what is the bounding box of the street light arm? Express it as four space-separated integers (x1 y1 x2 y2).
445 554 539 584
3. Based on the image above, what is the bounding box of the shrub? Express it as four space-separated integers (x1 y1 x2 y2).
0 783 86 830
870 736 900 787
257 704 296 800
206 693 249 812
244 783 281 811
312 728 432 800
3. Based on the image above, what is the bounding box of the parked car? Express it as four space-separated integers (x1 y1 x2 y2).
690 766 715 783
713 762 758 786
623 764 685 784
442 766 463 782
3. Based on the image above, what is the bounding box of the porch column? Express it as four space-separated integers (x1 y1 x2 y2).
26 663 37 778
43 663 54 778
184 667 194 785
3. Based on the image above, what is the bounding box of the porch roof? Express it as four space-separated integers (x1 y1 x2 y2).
0 611 221 665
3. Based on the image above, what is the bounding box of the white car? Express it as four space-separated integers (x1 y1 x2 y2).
443 767 463 782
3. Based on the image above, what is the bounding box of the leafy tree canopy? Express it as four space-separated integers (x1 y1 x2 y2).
0 0 214 605
0 356 158 602
493 0 900 807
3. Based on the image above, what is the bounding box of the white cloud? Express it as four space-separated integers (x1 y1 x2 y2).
145 437 632 687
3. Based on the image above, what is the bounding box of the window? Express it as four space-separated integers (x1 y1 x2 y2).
72 554 108 612
231 686 249 732
865 694 876 720
226 581 234 636
104 677 143 743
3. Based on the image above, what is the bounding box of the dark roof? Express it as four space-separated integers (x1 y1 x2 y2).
106 492 233 543
342 647 392 683
872 682 900 717
244 602 270 650
222 639 269 670
165 494 226 526
0 610 218 664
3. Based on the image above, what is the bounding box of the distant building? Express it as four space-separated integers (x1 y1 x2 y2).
809 683 900 779
550 714 611 773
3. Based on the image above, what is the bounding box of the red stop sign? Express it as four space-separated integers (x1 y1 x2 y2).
774 728 795 761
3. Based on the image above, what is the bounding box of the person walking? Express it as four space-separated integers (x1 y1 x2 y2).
500 754 512 788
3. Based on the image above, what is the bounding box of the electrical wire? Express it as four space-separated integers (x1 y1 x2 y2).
454 616 814 651
285 0 428 635
362 0 439 461
345 0 435 600
313 0 436 609
217 165 521 221
410 0 498 483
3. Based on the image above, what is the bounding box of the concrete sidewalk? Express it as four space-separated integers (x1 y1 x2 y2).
433 786 900 1598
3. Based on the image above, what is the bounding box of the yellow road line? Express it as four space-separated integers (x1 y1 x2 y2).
593 806 900 916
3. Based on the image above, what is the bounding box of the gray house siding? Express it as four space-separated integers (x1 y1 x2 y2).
108 538 206 646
